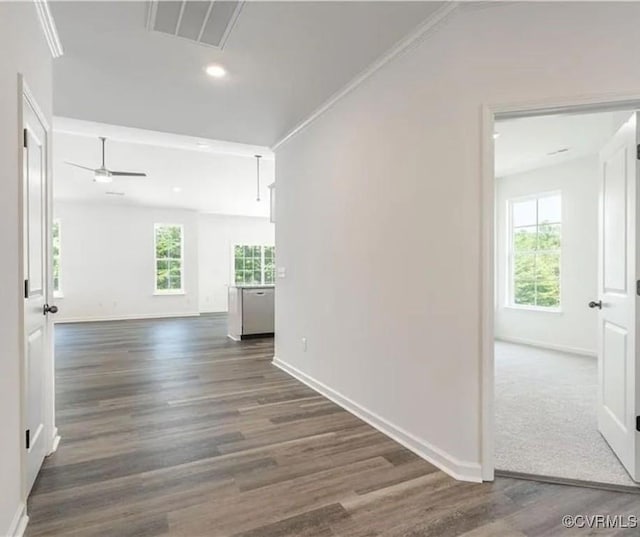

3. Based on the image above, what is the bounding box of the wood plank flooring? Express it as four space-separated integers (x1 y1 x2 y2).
26 315 640 536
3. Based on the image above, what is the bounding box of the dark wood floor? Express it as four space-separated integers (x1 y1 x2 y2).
26 315 640 536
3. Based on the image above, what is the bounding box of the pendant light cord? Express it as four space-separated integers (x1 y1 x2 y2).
255 155 262 202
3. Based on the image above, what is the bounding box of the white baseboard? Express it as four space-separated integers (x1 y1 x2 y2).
7 503 28 537
495 336 596 358
54 312 200 324
49 427 60 455
272 357 482 483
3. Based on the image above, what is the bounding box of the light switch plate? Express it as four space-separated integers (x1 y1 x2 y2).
277 267 286 278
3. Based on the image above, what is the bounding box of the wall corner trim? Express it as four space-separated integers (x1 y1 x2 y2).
7 503 29 537
272 356 483 483
34 0 64 58
270 2 459 151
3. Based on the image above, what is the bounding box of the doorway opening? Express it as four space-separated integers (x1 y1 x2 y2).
490 105 640 488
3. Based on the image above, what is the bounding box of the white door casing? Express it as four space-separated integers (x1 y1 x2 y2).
21 83 52 495
597 112 640 481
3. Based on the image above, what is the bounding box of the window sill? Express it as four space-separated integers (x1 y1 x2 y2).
153 291 186 296
504 304 562 314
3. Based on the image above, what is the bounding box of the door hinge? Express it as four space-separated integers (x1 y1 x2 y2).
23 128 28 148
24 279 28 299
25 429 30 450
637 416 640 432
637 280 640 296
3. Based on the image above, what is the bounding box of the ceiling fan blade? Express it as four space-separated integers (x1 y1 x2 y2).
110 171 148 177
65 161 96 172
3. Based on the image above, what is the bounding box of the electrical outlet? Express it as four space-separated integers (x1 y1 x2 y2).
302 337 307 352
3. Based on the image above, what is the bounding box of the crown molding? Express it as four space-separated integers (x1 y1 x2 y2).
35 0 63 58
271 2 459 151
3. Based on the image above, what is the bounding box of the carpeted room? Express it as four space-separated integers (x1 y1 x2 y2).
493 110 640 489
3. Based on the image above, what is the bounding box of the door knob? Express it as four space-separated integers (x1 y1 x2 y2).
43 304 58 315
588 300 602 309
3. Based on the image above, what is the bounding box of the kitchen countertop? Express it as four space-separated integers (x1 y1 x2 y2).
230 285 275 289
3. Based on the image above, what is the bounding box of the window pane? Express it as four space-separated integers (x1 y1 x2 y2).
536 253 560 282
512 199 536 227
538 195 561 224
52 221 60 292
155 228 170 258
535 280 560 307
168 239 181 259
243 245 252 257
513 227 537 252
264 269 275 284
538 223 560 250
514 280 536 306
168 260 182 290
156 260 169 290
235 257 243 270
513 252 536 282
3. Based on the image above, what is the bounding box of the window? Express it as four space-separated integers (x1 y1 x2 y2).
155 224 183 293
234 245 275 285
52 219 61 295
508 193 561 309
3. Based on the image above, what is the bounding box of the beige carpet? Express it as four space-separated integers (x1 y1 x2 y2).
495 341 639 487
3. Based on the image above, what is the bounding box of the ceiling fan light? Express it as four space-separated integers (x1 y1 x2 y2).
94 170 112 183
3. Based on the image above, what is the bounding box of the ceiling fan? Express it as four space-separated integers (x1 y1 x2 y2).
65 137 148 183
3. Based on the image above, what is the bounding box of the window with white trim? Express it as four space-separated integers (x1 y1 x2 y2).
52 219 61 295
508 193 561 309
154 224 184 293
234 245 275 285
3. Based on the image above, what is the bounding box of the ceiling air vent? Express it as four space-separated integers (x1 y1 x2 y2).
147 1 244 49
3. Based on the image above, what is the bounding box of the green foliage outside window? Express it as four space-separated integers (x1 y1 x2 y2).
234 245 275 285
52 221 60 293
511 195 561 308
155 225 183 291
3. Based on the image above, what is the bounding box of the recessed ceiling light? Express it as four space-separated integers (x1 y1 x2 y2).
172 187 182 193
197 142 209 148
205 64 227 78
493 132 500 140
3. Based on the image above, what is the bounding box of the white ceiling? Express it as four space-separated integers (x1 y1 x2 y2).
51 1 445 146
54 118 275 217
495 110 633 177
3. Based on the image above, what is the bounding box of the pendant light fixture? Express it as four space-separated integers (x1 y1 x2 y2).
254 154 262 202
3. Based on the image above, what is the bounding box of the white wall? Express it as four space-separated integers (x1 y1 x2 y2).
53 202 274 320
274 2 640 482
0 3 52 535
54 202 199 322
198 214 274 313
495 156 598 356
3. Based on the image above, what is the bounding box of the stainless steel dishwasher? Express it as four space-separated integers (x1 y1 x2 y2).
227 285 275 340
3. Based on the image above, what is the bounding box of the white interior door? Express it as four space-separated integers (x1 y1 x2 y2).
597 112 640 482
22 91 51 494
